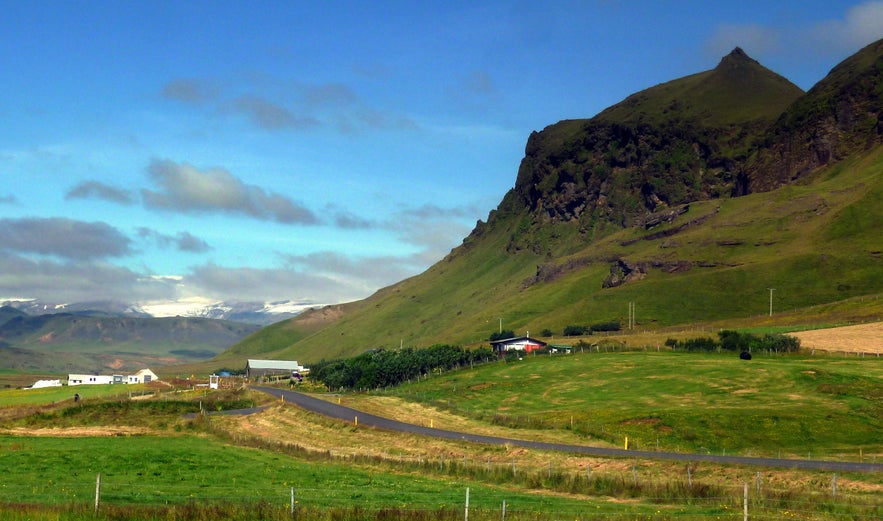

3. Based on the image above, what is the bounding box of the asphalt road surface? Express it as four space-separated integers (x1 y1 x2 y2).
253 386 883 473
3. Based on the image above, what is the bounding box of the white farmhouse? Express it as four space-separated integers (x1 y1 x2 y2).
68 369 159 386
127 369 158 384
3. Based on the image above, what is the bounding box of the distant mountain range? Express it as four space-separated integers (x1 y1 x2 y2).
0 299 318 374
0 304 263 373
0 298 313 325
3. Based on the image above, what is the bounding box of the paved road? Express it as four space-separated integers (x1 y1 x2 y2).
253 386 883 473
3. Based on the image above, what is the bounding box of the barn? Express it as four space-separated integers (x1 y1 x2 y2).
246 359 309 380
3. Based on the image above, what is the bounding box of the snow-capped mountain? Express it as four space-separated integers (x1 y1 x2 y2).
0 298 314 325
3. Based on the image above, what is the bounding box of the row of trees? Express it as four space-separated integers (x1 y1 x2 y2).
666 330 801 353
488 321 622 342
311 344 496 391
563 321 622 336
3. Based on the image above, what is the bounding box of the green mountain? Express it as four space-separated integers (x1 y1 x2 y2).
222 43 883 365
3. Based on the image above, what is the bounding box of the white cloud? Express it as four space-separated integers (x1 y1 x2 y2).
0 252 176 304
0 217 132 260
65 180 134 204
142 159 319 224
706 2 883 69
811 1 883 50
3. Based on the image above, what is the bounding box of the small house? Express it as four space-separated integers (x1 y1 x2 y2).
127 369 158 384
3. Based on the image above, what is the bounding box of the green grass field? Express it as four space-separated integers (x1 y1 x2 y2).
383 351 883 460
0 382 145 407
1 350 881 520
0 433 719 520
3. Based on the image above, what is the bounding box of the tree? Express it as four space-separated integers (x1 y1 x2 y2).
489 329 515 341
563 325 588 336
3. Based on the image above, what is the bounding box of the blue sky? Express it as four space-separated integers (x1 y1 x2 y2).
1 1 881 315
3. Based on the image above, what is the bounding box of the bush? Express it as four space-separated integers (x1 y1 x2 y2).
590 321 621 332
563 325 588 336
489 329 516 341
681 337 718 352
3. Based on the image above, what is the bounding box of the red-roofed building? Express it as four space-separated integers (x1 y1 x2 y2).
490 336 548 354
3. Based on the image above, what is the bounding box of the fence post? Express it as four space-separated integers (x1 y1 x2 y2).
464 487 470 521
743 482 748 521
290 487 296 516
832 473 837 497
501 499 507 521
94 473 101 514
755 471 761 497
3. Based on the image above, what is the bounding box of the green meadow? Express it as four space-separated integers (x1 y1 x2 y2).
1 349 882 521
383 351 883 460
0 433 717 520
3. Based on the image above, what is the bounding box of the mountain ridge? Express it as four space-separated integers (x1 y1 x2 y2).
219 41 883 365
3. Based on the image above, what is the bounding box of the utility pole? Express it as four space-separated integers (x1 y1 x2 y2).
767 288 775 317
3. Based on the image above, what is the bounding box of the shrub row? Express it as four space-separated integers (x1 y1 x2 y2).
311 344 496 391
666 330 801 353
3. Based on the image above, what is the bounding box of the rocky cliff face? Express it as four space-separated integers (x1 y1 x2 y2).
477 41 883 254
497 48 803 243
747 39 883 191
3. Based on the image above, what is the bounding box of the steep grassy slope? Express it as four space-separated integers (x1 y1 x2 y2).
748 39 883 190
221 145 882 365
221 44 882 366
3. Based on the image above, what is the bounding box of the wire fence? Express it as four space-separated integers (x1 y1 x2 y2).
2 469 879 521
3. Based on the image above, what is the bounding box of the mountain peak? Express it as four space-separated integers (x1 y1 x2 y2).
723 46 750 61
714 46 764 74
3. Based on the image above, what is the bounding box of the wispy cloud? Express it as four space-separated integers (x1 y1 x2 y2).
0 194 17 205
142 159 319 225
137 227 212 253
161 78 219 104
185 261 376 303
228 95 319 130
65 180 135 204
705 1 883 66
0 217 133 260
0 252 175 304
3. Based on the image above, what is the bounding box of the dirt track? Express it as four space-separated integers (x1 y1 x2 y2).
792 322 883 354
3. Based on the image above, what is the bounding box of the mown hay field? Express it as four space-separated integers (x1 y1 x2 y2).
792 322 883 354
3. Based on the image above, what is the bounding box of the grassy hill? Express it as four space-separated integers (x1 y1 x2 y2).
221 42 883 367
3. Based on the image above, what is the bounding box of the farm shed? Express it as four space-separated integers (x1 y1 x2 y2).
246 359 308 380
490 336 548 354
27 379 62 389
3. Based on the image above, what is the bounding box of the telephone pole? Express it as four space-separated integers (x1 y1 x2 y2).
767 288 775 316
